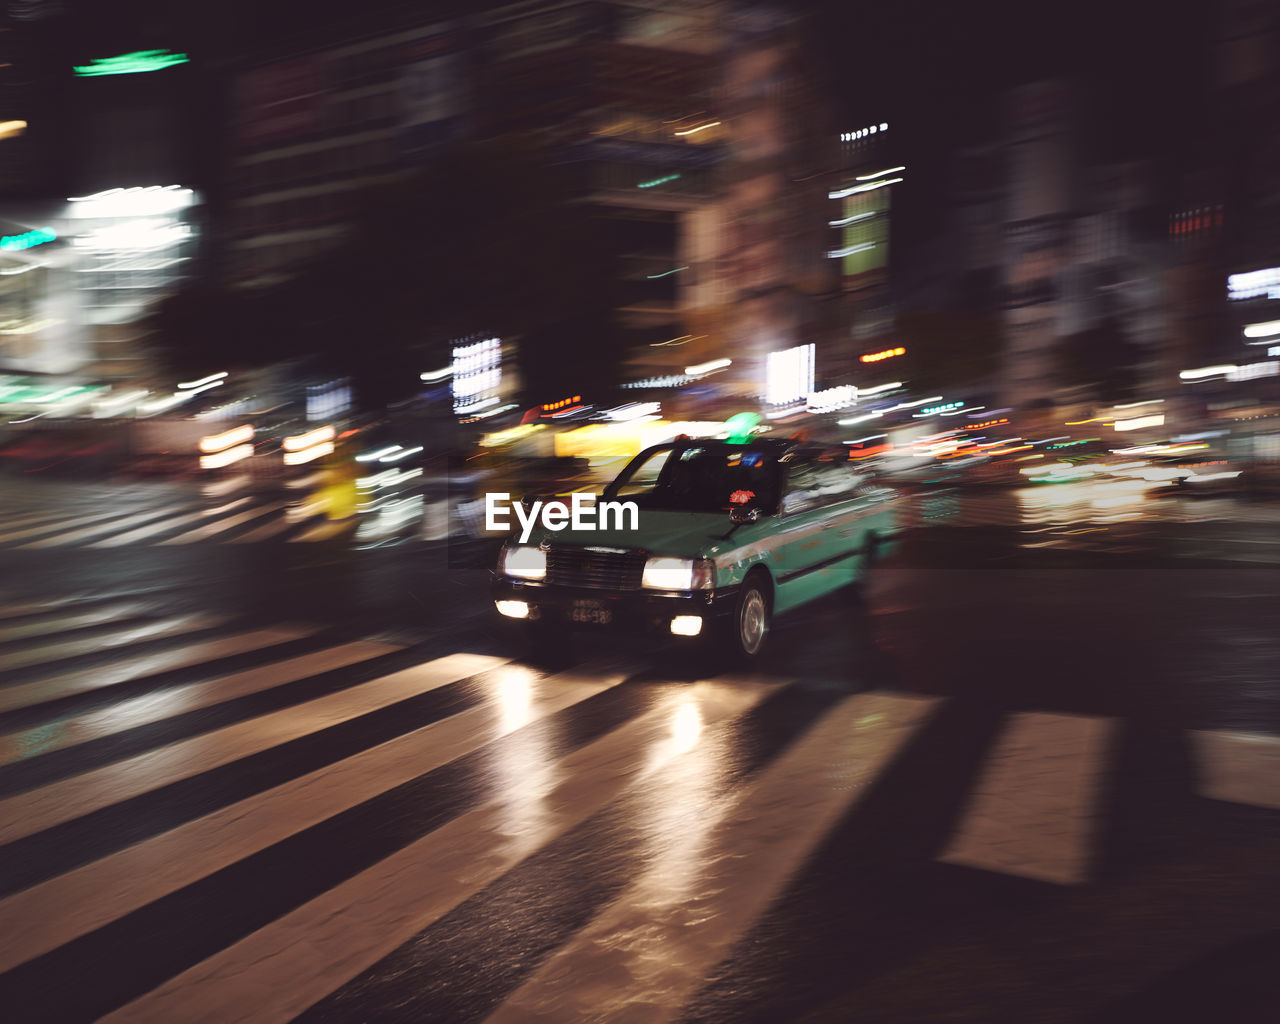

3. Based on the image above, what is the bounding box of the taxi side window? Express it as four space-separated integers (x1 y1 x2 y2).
781 456 866 515
612 449 671 497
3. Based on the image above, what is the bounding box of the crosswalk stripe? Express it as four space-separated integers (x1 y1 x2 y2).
158 502 289 545
937 711 1116 885
1190 730 1280 810
2 613 226 673
0 506 139 544
0 639 402 767
0 664 627 973
15 504 194 548
0 625 315 714
0 602 146 644
98 677 777 1024
0 652 509 846
484 691 938 1024
85 504 250 547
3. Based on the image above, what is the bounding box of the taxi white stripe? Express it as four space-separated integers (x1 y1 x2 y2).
0 663 624 974
0 652 509 846
484 691 937 1024
0 626 312 714
938 711 1116 885
1191 730 1280 810
0 640 402 766
99 678 778 1024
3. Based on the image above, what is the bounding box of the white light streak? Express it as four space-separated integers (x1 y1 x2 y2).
283 425 335 452
855 165 906 181
178 371 227 390
199 425 254 453
673 121 720 136
1243 320 1280 338
828 177 903 199
684 358 731 376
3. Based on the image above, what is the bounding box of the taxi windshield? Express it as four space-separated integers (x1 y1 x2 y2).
609 446 781 514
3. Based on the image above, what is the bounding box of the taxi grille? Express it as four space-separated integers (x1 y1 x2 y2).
546 546 646 590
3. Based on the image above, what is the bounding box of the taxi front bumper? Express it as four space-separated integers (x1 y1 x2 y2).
491 574 740 634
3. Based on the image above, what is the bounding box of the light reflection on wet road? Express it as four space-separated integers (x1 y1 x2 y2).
0 477 1278 1022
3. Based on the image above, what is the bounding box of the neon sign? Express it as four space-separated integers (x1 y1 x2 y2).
73 50 189 77
0 227 56 251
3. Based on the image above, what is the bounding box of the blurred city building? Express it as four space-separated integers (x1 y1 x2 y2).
829 116 902 385
224 13 469 289
719 2 841 412
472 0 725 393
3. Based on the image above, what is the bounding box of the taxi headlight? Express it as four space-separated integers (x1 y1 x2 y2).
500 545 546 580
642 556 714 591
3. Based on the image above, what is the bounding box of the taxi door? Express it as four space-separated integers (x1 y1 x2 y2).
772 455 863 615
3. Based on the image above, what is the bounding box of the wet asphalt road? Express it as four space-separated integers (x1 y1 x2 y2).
1 473 1278 1022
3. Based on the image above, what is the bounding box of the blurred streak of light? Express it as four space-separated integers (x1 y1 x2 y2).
885 395 942 412
0 120 27 140
356 445 401 462
1114 414 1165 431
283 441 333 466
859 381 903 395
673 121 720 136
380 445 423 462
419 367 451 381
283 425 335 451
1113 399 1164 409
971 407 1011 418
198 444 253 469
828 242 875 259
855 165 907 181
684 358 730 376
650 334 701 347
843 434 887 444
1243 320 1280 338
828 177 903 199
829 211 875 227
837 411 884 426
480 423 544 447
199 425 254 453
178 371 228 390
647 266 688 279
1180 365 1236 380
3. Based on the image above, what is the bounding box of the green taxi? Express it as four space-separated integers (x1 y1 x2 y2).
490 436 899 660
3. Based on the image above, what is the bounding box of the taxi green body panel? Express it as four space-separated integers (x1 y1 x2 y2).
515 487 898 615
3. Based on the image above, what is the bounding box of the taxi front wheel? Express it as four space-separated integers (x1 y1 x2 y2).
720 575 771 661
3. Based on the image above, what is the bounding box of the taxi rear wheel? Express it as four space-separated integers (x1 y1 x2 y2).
723 574 771 661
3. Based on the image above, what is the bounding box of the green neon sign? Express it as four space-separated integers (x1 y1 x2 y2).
73 49 189 77
0 227 56 251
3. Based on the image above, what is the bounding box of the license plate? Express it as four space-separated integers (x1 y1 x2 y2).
570 600 612 625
